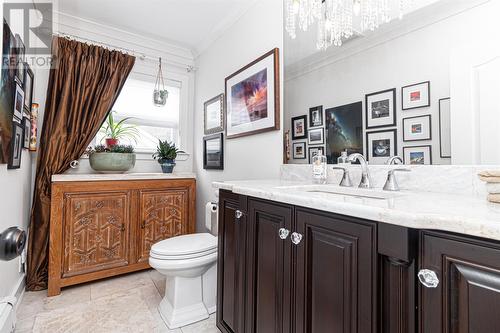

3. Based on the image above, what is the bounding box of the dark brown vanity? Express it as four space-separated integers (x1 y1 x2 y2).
216 189 500 333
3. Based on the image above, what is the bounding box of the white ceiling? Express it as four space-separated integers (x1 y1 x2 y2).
58 0 258 55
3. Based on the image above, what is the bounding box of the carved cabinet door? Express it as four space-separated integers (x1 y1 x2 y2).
62 192 130 277
138 189 189 262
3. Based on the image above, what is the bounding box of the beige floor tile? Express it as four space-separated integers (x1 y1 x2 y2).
16 291 45 321
43 284 91 311
90 270 154 300
148 269 166 296
180 314 220 333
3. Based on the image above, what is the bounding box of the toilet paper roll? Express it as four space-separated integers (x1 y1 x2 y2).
205 202 218 231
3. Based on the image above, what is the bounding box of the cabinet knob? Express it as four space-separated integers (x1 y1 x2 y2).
278 228 290 240
121 224 126 232
235 210 244 220
418 269 439 288
141 221 146 229
291 232 303 245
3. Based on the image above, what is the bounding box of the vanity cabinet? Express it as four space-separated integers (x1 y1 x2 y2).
49 178 195 296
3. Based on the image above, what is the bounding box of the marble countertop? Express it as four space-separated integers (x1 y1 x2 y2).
213 179 500 241
52 172 196 182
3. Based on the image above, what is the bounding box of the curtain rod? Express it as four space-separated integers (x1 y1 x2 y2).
52 32 196 72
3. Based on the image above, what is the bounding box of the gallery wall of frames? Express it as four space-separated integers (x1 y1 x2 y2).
0 19 38 170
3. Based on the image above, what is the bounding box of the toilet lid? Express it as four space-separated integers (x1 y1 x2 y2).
150 233 217 257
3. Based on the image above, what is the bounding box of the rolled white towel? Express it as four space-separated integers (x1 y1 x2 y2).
488 194 500 204
486 183 500 194
478 170 500 183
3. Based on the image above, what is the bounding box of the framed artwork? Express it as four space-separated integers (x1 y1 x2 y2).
22 117 30 149
291 115 307 140
23 63 34 115
402 81 430 110
293 142 306 159
308 146 325 163
15 34 25 86
439 98 451 158
403 145 432 165
308 127 324 145
366 129 397 164
204 94 224 135
403 115 432 142
29 103 39 152
365 88 396 129
325 102 363 164
13 83 24 122
203 133 224 170
225 48 280 139
309 106 323 127
284 130 290 163
8 121 23 169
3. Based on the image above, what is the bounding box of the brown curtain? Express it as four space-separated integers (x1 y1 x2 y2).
26 37 135 291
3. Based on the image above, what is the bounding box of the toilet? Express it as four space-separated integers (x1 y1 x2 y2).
149 202 218 329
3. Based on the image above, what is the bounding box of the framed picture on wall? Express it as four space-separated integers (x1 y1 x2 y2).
13 83 24 122
366 129 397 164
8 122 23 169
403 115 432 142
402 81 430 110
204 94 224 135
203 133 224 170
308 127 324 145
23 63 34 116
291 115 307 140
309 106 323 127
225 48 280 139
22 117 30 149
308 146 325 163
439 98 451 158
365 88 396 129
292 142 306 159
403 145 432 165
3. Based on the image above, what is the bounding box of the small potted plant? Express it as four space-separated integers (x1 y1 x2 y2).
152 140 179 173
99 111 139 147
86 144 136 173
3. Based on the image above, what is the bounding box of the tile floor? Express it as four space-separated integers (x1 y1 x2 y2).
14 270 220 333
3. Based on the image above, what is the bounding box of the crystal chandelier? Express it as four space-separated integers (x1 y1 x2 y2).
286 0 414 51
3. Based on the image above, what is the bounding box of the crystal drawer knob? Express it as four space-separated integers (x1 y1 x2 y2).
291 232 303 245
235 210 243 220
278 228 290 240
418 269 440 288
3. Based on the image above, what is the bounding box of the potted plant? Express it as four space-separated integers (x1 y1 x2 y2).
152 140 179 173
86 144 136 173
99 111 139 147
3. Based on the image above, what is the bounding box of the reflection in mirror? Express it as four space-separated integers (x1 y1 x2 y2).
284 0 500 165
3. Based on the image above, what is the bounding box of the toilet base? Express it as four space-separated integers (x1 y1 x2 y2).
158 275 209 329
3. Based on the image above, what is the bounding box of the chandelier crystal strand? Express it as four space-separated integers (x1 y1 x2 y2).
285 0 298 39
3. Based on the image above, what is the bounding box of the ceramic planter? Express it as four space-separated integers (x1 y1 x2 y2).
89 153 136 173
158 158 176 173
105 138 119 147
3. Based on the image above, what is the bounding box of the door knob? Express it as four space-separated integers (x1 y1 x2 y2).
278 228 290 240
418 269 439 288
235 210 244 220
291 232 303 245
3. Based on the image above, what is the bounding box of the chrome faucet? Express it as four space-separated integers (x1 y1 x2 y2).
331 166 353 187
347 153 372 188
383 168 411 191
386 156 403 165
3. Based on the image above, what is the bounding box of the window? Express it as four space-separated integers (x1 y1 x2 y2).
96 76 181 152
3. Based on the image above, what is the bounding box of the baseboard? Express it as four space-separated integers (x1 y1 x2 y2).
11 274 25 311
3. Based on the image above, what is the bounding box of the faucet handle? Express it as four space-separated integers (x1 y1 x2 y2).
388 168 411 175
332 166 353 187
384 168 411 191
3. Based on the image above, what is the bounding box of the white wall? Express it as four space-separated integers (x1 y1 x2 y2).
285 0 495 165
194 0 284 231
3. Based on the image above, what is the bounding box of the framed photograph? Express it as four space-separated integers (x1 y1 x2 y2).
308 146 325 164
366 129 397 164
365 88 396 129
13 83 24 122
22 117 30 149
292 142 306 159
225 48 279 139
204 94 224 135
403 145 432 165
403 115 432 142
29 103 39 152
15 34 25 86
23 63 34 115
325 102 363 164
291 115 307 140
402 81 430 110
439 98 451 158
308 127 324 145
203 133 224 170
309 106 323 127
8 121 23 169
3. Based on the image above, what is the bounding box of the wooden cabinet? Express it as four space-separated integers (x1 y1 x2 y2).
419 231 500 333
49 178 195 296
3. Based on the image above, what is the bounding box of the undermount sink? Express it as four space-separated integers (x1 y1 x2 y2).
276 185 400 200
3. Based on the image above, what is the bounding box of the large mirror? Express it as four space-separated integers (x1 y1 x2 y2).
284 0 500 165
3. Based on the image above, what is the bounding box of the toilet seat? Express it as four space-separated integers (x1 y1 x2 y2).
150 233 217 260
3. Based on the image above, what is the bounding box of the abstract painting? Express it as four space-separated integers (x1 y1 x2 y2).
325 102 363 164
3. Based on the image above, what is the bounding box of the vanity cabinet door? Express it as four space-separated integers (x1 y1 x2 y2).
245 198 293 333
217 190 248 333
137 188 189 262
294 208 377 333
420 232 500 333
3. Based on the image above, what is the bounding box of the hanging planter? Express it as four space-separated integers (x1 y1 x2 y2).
153 57 169 107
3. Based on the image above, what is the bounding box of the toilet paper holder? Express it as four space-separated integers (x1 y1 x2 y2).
0 227 26 261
